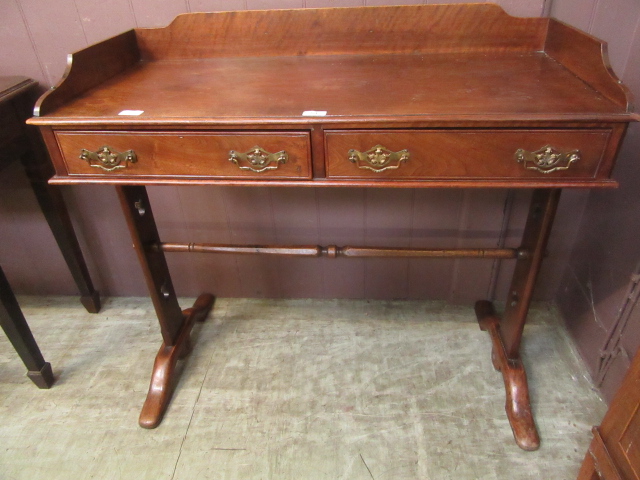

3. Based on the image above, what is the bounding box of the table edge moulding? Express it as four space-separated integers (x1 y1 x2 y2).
27 4 640 451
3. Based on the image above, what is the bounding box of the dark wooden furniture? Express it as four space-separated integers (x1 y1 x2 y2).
0 265 54 388
0 76 101 387
28 4 638 449
578 347 640 479
0 76 100 313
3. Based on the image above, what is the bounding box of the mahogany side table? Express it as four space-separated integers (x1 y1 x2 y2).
29 4 640 448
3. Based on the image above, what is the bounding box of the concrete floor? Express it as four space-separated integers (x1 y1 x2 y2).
0 297 603 480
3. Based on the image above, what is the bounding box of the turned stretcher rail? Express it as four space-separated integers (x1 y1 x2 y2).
152 242 523 259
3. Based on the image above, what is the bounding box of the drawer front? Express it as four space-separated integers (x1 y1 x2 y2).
55 131 311 179
325 130 610 180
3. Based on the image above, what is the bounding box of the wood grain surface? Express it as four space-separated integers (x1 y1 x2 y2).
56 131 311 179
33 52 628 124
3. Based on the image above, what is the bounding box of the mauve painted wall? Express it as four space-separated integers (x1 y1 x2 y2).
550 0 640 401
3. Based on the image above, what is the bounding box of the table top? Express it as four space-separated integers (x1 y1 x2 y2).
29 4 637 127
35 52 627 126
0 76 36 106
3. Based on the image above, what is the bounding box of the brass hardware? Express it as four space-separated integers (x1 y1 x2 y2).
516 248 531 260
80 146 137 171
229 146 287 173
515 145 580 174
134 200 146 216
510 290 519 307
160 281 171 299
348 145 410 172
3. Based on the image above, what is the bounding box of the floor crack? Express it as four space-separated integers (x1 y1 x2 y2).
360 453 375 480
170 330 218 479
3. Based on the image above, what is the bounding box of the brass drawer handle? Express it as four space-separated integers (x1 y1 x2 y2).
80 146 137 171
515 145 580 174
229 146 287 173
348 145 410 172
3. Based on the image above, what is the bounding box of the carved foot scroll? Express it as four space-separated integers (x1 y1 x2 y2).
475 300 540 451
139 293 214 429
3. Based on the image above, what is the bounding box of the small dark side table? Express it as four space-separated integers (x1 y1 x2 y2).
0 76 100 387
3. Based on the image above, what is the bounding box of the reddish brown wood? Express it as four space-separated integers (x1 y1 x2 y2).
310 124 326 178
578 429 624 480
156 242 519 258
473 189 560 450
139 293 214 429
35 30 140 117
55 131 312 179
325 129 610 181
338 246 518 259
545 19 632 110
135 4 548 60
28 4 638 443
593 123 629 182
500 189 561 358
577 450 601 480
476 300 540 451
117 185 184 344
48 176 620 189
159 243 322 256
578 347 640 479
29 53 631 128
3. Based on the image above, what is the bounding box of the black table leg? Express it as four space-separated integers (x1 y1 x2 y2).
0 265 54 388
19 144 101 313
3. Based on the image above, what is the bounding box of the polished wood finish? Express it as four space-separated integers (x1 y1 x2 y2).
33 31 139 117
476 300 539 451
29 4 637 447
578 348 640 479
325 130 610 181
135 4 547 60
117 185 184 344
56 131 311 179
118 185 215 428
544 20 633 111
157 242 520 259
500 188 562 357
473 188 561 450
139 293 213 429
32 52 631 128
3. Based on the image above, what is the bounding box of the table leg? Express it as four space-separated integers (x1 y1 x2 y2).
476 188 561 451
20 145 100 313
0 265 54 388
116 185 214 428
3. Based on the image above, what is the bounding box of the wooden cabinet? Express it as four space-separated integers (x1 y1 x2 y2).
578 348 640 480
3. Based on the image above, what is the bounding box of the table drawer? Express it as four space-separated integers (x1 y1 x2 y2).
325 130 610 180
55 131 311 179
